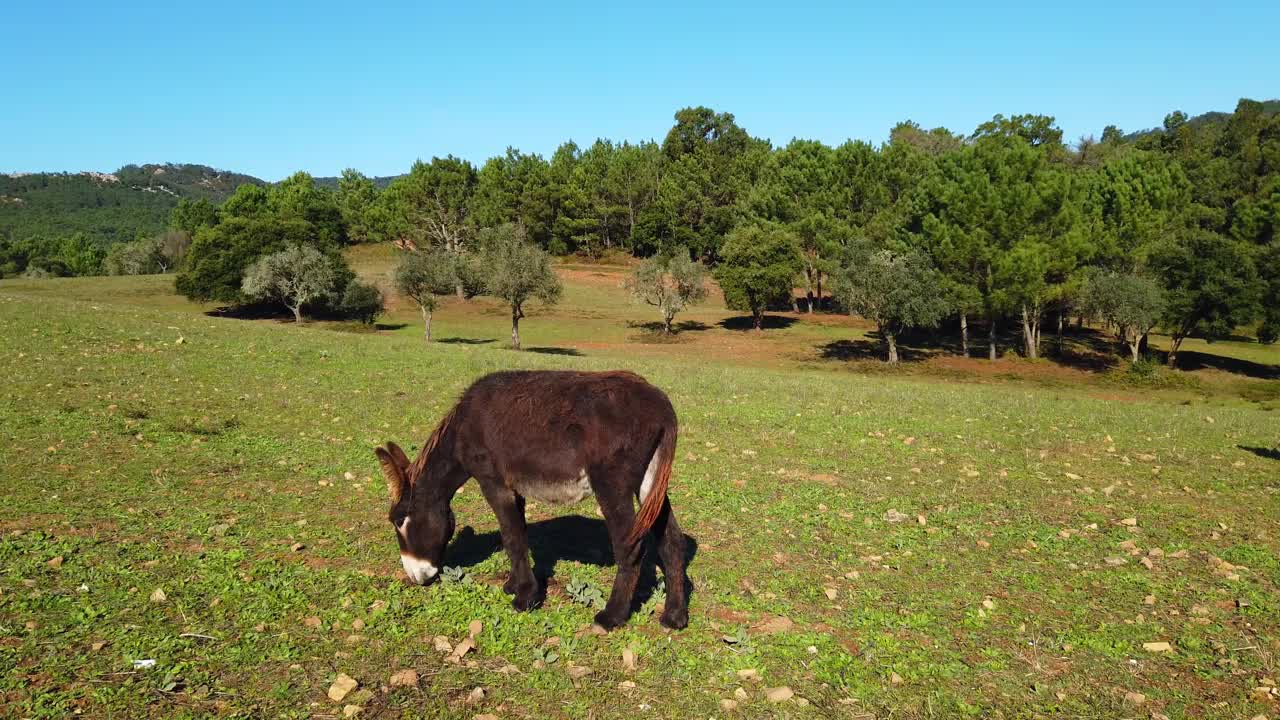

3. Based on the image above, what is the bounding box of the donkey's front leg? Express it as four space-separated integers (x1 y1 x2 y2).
477 479 541 611
593 479 643 630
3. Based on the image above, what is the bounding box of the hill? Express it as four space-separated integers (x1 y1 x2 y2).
0 164 265 248
1122 98 1280 140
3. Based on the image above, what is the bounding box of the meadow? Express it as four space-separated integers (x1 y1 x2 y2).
1 254 1278 719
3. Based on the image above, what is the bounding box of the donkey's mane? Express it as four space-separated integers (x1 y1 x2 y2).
408 406 457 486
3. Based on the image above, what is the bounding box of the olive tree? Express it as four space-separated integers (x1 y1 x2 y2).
241 244 336 323
831 242 951 363
625 248 707 333
1081 271 1166 363
393 249 458 342
478 224 562 349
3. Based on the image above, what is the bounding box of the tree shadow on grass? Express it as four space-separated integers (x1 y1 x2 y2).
817 338 934 363
1238 445 1280 461
1168 350 1280 380
625 320 711 333
719 315 797 331
375 322 408 331
436 337 496 345
206 302 296 321
524 346 584 356
446 515 698 612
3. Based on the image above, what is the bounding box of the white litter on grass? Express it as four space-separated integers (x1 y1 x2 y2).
132 659 156 669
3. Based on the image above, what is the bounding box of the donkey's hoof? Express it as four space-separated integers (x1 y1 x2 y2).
659 606 688 630
502 576 520 595
512 590 543 612
592 610 626 630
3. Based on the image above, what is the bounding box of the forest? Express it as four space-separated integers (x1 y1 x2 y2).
3 100 1278 359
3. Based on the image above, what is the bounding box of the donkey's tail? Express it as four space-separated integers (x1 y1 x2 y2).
625 423 678 546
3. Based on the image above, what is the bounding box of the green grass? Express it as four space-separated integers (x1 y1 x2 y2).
2 265 1279 719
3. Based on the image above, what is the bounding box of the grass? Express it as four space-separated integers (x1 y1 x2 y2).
1 254 1279 719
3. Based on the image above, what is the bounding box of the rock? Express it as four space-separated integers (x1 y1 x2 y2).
737 669 760 681
720 699 738 711
46 556 64 569
824 587 838 600
304 616 322 628
1104 556 1127 566
1143 595 1157 605
1140 557 1155 570
618 680 636 689
328 674 358 702
1120 517 1138 527
567 665 592 680
342 705 362 718
290 542 305 552
91 641 107 651
734 687 748 700
467 687 485 704
883 509 910 523
753 615 793 634
351 619 365 631
451 638 475 659
344 471 356 481
474 715 499 720
389 669 418 687
468 619 483 639
1142 642 1173 653
765 686 794 703
622 647 636 672
1123 691 1145 706
982 599 995 610
433 635 453 652
890 672 903 685
149 588 167 603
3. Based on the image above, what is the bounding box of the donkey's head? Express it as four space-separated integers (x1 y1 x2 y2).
374 441 455 585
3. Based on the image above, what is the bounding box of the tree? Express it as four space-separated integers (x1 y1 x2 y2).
625 248 708 333
156 230 191 271
336 169 382 243
338 280 385 325
103 235 164 275
170 197 218 237
477 224 563 349
713 224 803 330
270 172 346 245
393 249 459 342
176 215 315 302
383 157 477 296
831 243 951 363
1081 271 1166 362
241 244 338 323
1149 230 1260 365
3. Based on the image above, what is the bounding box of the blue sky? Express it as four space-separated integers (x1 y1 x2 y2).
4 1 1277 181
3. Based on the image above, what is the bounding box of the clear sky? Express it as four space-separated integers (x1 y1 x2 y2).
4 1 1277 181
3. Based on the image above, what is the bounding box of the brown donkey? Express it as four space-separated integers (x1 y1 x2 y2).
374 370 688 630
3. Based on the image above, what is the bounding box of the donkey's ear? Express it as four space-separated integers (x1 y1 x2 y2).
374 446 408 504
385 441 411 473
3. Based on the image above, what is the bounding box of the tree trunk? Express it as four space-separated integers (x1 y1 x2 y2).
421 306 432 342
816 273 823 309
1056 312 1064 355
753 310 763 331
663 311 674 334
960 313 969 357
989 317 997 361
290 304 303 324
456 282 465 299
1129 339 1141 363
1138 332 1149 357
1021 305 1037 359
886 331 899 364
790 294 800 313
511 306 522 350
1167 335 1184 367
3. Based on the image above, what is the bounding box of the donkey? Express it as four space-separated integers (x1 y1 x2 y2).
374 370 689 630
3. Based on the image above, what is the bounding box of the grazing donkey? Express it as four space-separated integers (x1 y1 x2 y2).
374 370 688 630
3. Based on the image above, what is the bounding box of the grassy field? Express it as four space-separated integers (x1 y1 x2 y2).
2 254 1279 719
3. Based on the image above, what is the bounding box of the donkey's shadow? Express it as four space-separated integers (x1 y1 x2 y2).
445 515 698 610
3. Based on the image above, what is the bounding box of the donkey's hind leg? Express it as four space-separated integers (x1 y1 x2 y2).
476 478 541 611
592 467 643 630
652 498 689 629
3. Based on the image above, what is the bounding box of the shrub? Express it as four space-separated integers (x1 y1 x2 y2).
338 280 384 325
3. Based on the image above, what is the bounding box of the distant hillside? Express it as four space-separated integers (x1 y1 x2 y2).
0 164 264 247
313 173 401 190
1123 99 1280 140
